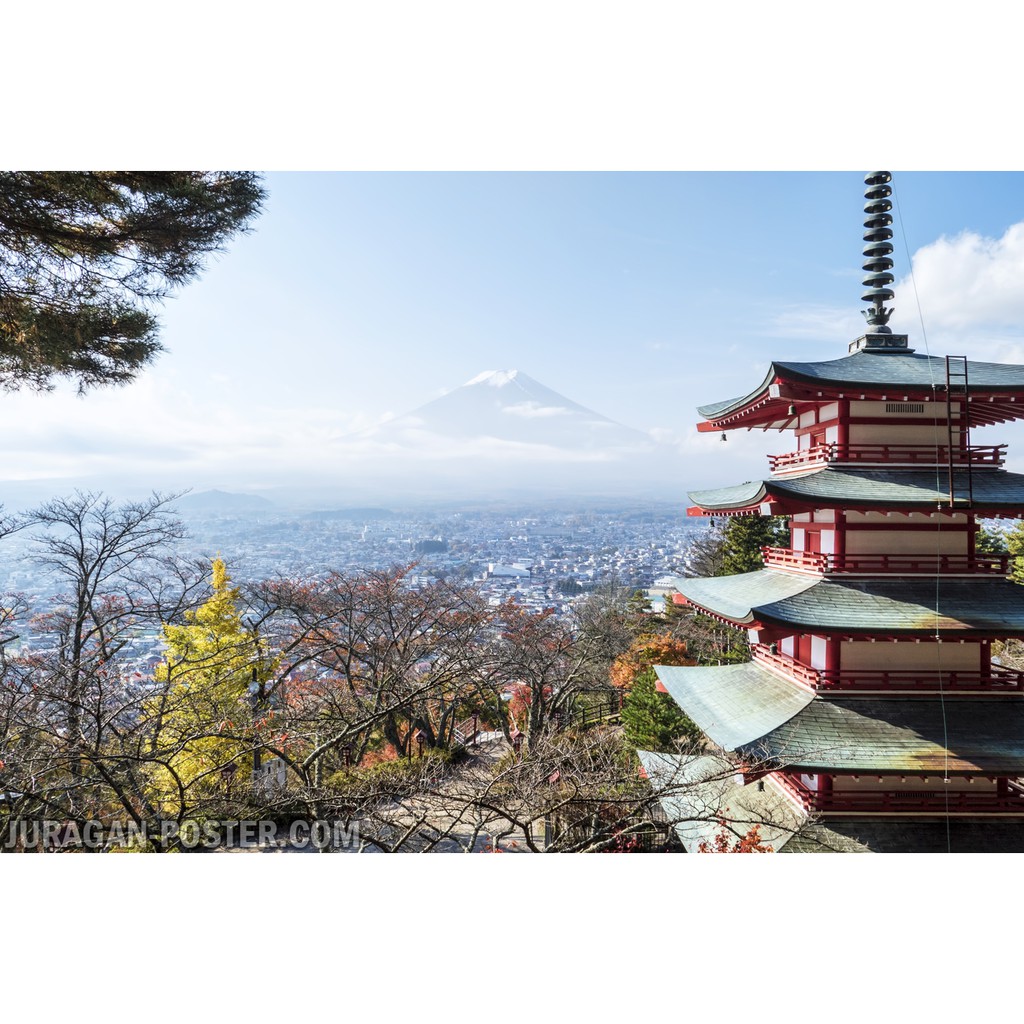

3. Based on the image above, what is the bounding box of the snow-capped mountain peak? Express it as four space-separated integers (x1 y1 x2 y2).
333 368 673 498
464 369 521 388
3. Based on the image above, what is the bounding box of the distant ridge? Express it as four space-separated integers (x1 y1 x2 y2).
173 490 275 512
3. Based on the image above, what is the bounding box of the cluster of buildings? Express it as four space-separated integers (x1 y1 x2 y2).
171 504 700 615
0 503 701 672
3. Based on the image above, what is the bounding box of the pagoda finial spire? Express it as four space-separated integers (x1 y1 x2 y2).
861 171 895 332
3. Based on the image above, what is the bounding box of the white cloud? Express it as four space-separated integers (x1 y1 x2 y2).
0 373 375 488
892 222 1024 341
760 222 1024 361
502 401 570 419
330 432 638 464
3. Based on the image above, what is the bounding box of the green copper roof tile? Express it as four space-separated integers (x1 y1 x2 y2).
641 755 1024 852
775 352 1024 389
689 468 1024 512
781 820 1024 853
761 578 1024 634
672 569 817 624
654 662 814 749
742 698 1024 772
638 751 807 853
688 480 769 509
674 571 1024 635
698 351 1024 421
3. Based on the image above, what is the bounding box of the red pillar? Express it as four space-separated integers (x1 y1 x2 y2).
818 773 834 811
837 399 850 449
824 634 840 686
833 509 846 568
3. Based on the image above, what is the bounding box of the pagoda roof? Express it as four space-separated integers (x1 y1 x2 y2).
782 819 1024 853
688 467 1024 515
698 350 1024 429
655 662 814 748
640 751 1024 852
673 570 1024 636
744 697 1024 773
672 569 817 625
654 663 1024 772
637 751 807 853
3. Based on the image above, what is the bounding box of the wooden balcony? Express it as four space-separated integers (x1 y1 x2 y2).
775 772 1024 815
761 546 1011 577
750 643 1024 692
750 643 820 690
819 667 1024 693
768 442 1006 474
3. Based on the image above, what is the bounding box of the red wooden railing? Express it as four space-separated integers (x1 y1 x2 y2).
817 667 1024 692
760 547 828 573
761 546 1011 576
750 643 820 689
774 772 1024 814
749 643 1024 692
768 442 1006 473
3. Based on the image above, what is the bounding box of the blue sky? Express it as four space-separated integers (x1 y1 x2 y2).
5 170 1024 499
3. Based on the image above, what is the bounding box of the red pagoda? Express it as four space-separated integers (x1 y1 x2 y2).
643 173 1024 852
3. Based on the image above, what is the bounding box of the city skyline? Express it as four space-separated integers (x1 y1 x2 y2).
4 171 1024 502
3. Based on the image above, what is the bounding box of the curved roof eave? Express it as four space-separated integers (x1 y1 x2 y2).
758 577 1024 635
654 663 814 750
687 480 770 513
688 468 1024 514
696 351 1024 426
697 364 778 421
637 750 807 853
673 569 818 624
741 698 1024 773
673 571 1024 635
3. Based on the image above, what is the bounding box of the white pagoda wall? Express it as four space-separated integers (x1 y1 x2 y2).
848 422 958 445
844 530 966 555
830 775 996 795
840 640 980 671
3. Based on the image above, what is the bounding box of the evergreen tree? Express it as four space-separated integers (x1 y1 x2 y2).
717 515 790 576
1006 521 1024 583
976 521 1008 555
676 515 789 665
621 668 697 751
0 172 263 391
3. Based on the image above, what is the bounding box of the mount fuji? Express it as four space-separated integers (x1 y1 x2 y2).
364 369 652 451
319 370 680 501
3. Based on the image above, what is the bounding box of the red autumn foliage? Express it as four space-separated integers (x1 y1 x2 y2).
361 742 401 767
697 822 774 853
609 632 694 691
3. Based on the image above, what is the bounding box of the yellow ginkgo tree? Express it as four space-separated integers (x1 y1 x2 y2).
148 557 278 812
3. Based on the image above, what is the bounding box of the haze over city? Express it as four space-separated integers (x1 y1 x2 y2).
4 171 1024 506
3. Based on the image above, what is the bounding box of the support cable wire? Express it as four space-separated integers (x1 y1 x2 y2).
892 181 952 849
